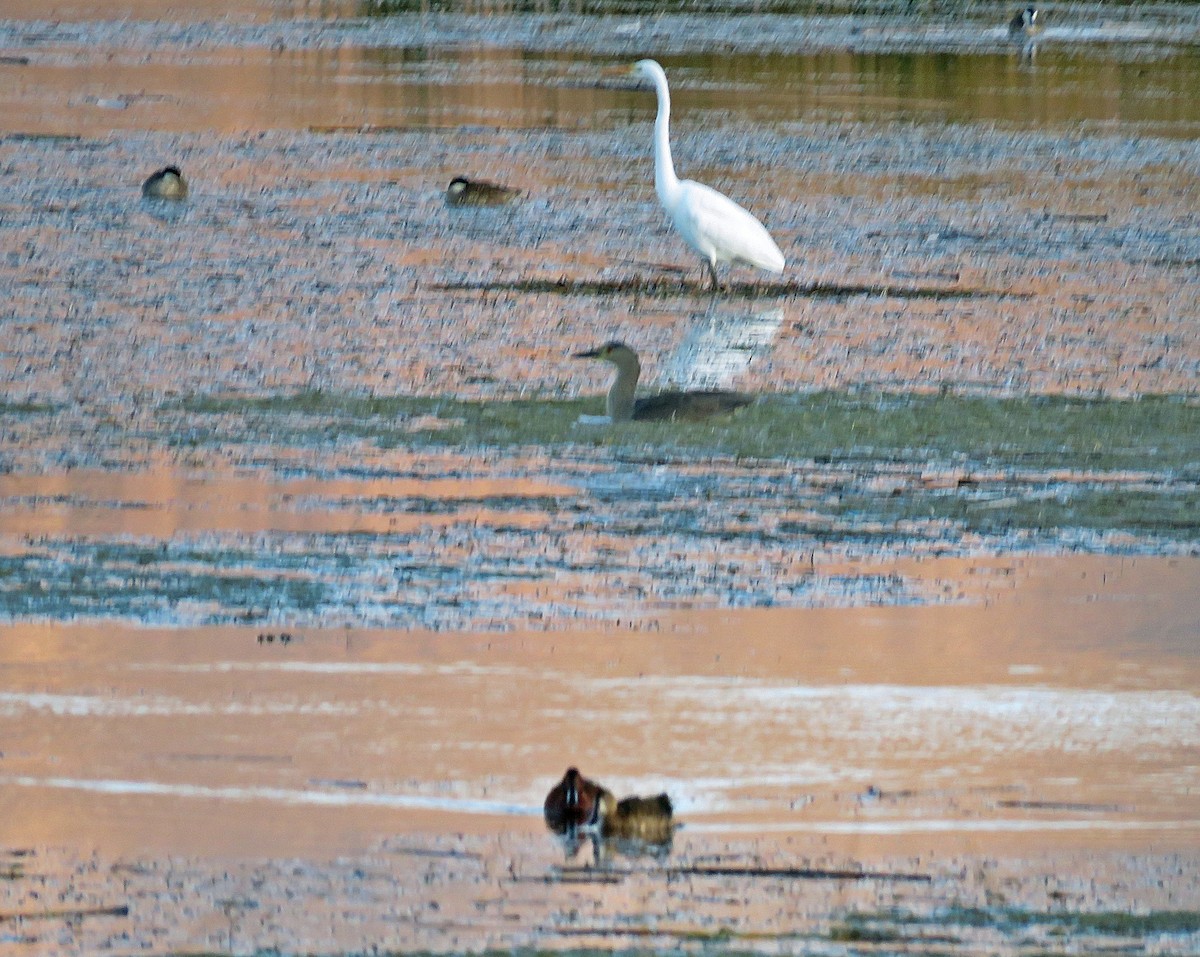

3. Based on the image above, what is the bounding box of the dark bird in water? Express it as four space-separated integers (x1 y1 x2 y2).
543 767 606 836
444 175 520 207
141 165 188 200
1008 6 1041 37
574 341 755 423
599 791 676 846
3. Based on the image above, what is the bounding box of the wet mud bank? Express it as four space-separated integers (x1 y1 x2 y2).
0 839 1197 956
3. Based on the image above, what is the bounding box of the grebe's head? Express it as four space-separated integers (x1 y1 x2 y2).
573 341 638 368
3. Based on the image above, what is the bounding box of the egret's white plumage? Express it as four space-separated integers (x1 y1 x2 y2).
630 59 785 289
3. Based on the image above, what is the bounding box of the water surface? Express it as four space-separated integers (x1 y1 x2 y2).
0 8 1197 944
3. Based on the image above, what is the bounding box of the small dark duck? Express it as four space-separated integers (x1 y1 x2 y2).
599 790 676 847
444 175 520 207
543 767 606 836
1008 6 1041 37
574 341 755 423
141 165 188 200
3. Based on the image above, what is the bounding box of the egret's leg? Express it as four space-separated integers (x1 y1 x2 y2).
705 259 722 291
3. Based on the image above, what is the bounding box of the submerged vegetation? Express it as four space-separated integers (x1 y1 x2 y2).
174 388 1200 478
0 399 55 415
0 547 333 621
158 388 1200 555
155 907 1200 957
357 0 1121 18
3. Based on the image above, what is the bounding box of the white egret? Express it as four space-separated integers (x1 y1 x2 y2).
574 341 755 422
629 58 785 290
141 166 187 200
445 175 521 207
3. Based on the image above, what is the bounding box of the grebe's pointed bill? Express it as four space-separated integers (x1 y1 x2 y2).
573 341 625 361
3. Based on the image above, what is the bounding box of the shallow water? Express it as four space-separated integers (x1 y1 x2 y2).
3 22 1200 136
1 554 1197 860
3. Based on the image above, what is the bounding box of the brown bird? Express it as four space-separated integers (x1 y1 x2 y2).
574 341 755 423
543 767 607 836
445 175 520 207
599 790 676 847
141 165 188 200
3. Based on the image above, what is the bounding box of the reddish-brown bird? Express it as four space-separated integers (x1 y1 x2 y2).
543 767 608 835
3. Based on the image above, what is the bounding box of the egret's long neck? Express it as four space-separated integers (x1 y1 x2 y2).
606 355 641 422
651 74 680 203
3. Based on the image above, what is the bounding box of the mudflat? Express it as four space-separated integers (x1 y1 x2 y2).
0 1 1198 954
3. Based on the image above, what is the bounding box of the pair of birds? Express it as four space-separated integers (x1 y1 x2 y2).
543 766 676 853
577 60 780 422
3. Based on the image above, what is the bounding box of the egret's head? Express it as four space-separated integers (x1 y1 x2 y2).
573 341 638 367
630 59 665 85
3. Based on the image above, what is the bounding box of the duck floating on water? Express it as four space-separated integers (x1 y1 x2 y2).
574 341 755 423
599 791 675 847
141 165 188 200
445 175 520 207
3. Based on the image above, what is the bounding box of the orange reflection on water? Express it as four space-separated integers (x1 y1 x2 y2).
0 555 1196 860
0 469 574 539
